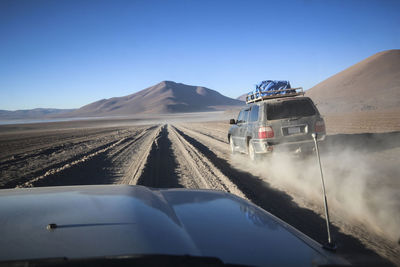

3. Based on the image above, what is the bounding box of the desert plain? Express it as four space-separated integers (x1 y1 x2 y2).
0 112 399 266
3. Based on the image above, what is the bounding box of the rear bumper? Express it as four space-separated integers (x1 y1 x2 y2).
252 134 325 154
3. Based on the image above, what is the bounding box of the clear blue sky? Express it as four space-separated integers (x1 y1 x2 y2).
1 0 399 110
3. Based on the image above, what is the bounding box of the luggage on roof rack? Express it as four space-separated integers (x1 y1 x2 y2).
246 80 304 104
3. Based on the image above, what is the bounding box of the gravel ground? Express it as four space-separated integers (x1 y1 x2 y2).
0 119 398 266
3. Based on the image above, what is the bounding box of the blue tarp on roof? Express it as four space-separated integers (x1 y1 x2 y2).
247 80 294 101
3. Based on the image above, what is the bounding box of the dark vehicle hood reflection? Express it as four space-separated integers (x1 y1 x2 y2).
0 185 345 266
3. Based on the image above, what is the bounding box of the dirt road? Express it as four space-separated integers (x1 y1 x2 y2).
0 121 398 265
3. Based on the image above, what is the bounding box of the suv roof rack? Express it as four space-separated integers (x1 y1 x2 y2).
245 87 304 104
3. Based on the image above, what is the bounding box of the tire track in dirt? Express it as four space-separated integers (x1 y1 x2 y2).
106 125 159 180
118 125 162 185
169 125 245 198
18 138 128 187
176 124 229 157
13 126 154 188
136 125 182 188
180 122 229 143
1 127 145 188
93 125 160 183
182 126 227 144
168 125 211 189
0 128 128 164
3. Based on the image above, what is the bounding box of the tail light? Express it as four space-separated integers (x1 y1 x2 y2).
315 120 325 133
258 126 274 139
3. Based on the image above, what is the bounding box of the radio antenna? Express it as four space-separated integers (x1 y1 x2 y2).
312 133 336 251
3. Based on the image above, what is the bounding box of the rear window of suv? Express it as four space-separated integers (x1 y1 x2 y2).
266 99 316 120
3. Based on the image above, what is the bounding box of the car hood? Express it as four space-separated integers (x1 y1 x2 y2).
0 185 345 266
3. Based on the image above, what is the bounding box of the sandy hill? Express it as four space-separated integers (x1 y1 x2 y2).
72 81 243 116
306 50 400 114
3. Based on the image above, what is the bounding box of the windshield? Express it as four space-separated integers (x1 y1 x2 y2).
266 99 317 120
0 1 399 266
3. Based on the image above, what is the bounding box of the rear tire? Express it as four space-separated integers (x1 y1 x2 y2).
229 137 237 154
248 141 257 161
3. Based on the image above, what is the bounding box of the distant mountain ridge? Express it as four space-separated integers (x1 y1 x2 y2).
306 49 400 114
0 108 76 120
237 94 247 102
71 81 244 116
0 81 244 120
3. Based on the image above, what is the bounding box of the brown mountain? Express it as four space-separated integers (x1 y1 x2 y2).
237 94 247 102
306 50 400 114
72 81 243 116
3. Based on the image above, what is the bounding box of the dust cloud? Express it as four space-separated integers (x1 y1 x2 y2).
230 138 400 245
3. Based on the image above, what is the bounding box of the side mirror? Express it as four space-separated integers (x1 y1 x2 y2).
229 119 236 125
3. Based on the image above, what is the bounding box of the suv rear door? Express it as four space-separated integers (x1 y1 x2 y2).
266 98 320 143
247 104 260 141
235 107 250 151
